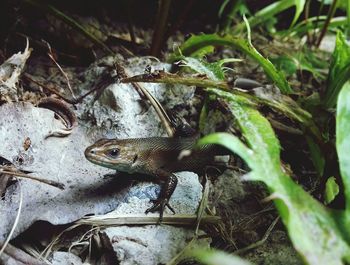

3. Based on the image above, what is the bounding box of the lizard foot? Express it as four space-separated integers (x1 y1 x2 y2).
145 199 176 222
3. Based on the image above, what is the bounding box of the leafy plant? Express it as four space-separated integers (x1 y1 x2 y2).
168 29 350 263
218 0 250 33
170 34 292 93
198 92 350 264
270 55 297 77
322 31 350 109
192 249 252 265
324 176 340 204
231 0 306 33
196 71 350 265
279 16 348 38
336 81 350 225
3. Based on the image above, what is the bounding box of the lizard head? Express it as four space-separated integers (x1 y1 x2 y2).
84 138 140 173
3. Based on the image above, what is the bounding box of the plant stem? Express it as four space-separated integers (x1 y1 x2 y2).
166 0 196 39
313 0 325 43
150 0 172 57
304 0 312 44
316 0 338 47
347 0 350 37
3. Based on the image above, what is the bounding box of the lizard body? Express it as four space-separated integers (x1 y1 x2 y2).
84 137 227 220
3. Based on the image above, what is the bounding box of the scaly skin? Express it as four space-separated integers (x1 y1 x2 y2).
84 137 227 221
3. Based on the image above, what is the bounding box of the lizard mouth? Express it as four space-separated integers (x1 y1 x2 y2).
84 146 103 165
84 145 95 158
84 146 116 169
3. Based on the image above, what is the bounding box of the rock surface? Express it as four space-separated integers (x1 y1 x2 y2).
0 102 116 241
51 251 84 265
1 56 207 264
105 224 208 265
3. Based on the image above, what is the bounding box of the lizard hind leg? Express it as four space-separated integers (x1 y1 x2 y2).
145 173 178 222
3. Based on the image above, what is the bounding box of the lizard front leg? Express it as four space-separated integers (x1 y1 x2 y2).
145 170 178 222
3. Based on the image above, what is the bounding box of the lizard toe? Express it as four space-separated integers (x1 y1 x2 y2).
145 198 176 222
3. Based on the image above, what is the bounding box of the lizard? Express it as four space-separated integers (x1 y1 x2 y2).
84 136 229 221
83 75 266 221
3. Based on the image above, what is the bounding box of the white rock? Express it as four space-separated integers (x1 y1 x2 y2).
51 251 84 265
79 56 195 139
0 56 207 265
0 102 124 241
105 225 209 265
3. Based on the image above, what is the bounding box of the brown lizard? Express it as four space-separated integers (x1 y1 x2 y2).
84 136 228 221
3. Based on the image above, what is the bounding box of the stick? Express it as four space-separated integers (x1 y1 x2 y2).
0 169 65 190
0 242 45 265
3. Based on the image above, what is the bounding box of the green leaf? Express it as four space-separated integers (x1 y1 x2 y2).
323 31 350 108
270 55 297 77
324 177 340 205
181 57 221 80
193 249 252 265
336 81 350 215
306 136 325 175
179 56 243 133
199 95 210 132
169 34 292 94
345 0 350 37
291 0 306 27
264 17 278 33
179 52 350 263
170 27 350 264
280 16 347 38
181 57 242 81
219 0 250 33
198 133 254 169
189 45 215 59
201 88 350 264
320 0 333 4
337 0 349 11
232 0 305 33
295 50 328 81
218 0 231 18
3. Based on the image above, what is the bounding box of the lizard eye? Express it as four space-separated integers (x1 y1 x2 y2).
107 148 119 158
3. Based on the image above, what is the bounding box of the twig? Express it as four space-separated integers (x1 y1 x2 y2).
23 73 104 104
313 0 325 43
119 65 175 137
133 82 174 137
0 180 23 258
166 237 196 265
234 216 280 255
37 96 77 138
195 175 209 235
268 118 303 135
0 168 65 190
166 0 196 39
17 243 50 264
150 0 172 57
25 63 175 137
121 71 231 91
68 226 98 256
304 0 312 44
126 0 137 46
41 223 81 259
44 41 77 100
77 214 220 226
0 242 45 265
316 0 338 47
